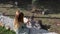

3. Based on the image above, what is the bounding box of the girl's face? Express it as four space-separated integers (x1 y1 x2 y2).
16 11 20 16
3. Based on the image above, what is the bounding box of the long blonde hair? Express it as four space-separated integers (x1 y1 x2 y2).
14 10 24 29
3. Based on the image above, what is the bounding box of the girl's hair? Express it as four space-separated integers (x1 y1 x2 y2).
14 10 24 29
15 10 24 23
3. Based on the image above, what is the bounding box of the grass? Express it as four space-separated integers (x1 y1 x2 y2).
0 26 15 34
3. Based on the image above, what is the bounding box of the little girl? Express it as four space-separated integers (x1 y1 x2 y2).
13 10 29 34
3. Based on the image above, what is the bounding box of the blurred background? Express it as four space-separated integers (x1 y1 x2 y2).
0 0 60 34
